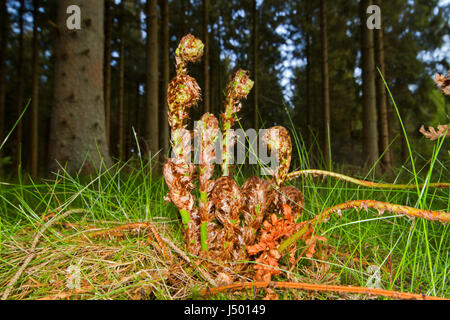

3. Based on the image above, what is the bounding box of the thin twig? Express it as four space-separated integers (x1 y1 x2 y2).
200 281 449 300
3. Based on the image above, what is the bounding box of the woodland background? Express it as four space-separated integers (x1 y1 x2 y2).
0 0 448 178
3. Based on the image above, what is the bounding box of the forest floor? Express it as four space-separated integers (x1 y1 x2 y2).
0 158 449 300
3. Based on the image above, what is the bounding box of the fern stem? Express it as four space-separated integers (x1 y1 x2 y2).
287 169 450 189
279 200 450 253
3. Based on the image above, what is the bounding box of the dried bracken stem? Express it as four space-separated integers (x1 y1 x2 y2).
279 200 450 254
419 124 449 141
200 281 449 300
287 169 450 189
221 69 254 177
319 200 450 224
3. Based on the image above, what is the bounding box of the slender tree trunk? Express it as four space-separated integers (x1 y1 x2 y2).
104 0 112 151
203 0 210 114
320 0 331 169
0 0 8 175
374 0 392 170
180 0 186 35
146 0 159 157
305 1 313 150
16 0 25 170
31 0 40 177
135 81 141 143
252 0 259 130
360 0 379 168
161 0 170 156
216 18 222 117
118 0 125 161
49 0 112 174
305 34 313 150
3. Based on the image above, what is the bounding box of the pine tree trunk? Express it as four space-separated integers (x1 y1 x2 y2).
16 0 25 170
320 0 331 169
305 10 313 150
135 81 141 142
180 0 186 35
203 0 210 114
161 0 170 156
360 0 379 168
374 0 392 170
252 0 259 130
49 0 112 174
104 0 112 151
31 0 40 177
146 0 159 158
118 0 125 161
0 0 8 175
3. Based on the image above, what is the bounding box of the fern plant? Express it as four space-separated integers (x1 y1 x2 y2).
163 35 450 284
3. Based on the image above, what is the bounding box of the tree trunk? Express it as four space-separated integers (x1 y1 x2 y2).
161 0 170 156
31 0 40 177
49 0 112 175
320 0 331 169
104 0 112 151
145 0 159 158
16 0 25 170
360 0 379 168
374 0 392 170
180 0 186 35
252 0 259 130
0 0 8 175
118 0 125 161
305 13 313 150
203 0 210 114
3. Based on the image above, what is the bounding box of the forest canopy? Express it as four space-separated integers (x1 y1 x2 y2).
0 0 448 177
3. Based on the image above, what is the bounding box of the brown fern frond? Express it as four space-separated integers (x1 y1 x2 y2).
434 70 450 96
279 200 450 254
262 126 292 187
221 69 254 177
419 124 449 141
195 113 220 252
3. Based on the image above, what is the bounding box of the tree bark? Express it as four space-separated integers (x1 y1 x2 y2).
320 0 331 169
104 0 112 151
118 0 125 161
31 0 40 177
360 0 379 168
0 0 8 175
145 0 159 158
252 0 259 130
203 0 210 114
305 12 313 150
49 0 112 175
16 0 25 170
161 0 170 156
374 0 392 170
180 0 186 35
